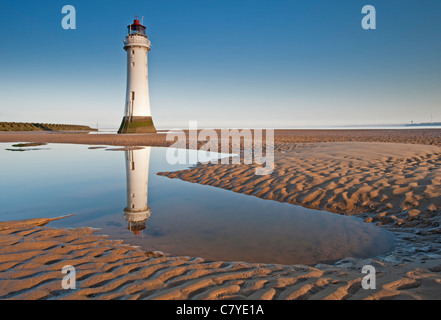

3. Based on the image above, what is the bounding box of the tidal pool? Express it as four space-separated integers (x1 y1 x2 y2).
0 143 395 265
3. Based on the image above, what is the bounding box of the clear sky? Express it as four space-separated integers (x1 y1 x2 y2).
0 0 440 129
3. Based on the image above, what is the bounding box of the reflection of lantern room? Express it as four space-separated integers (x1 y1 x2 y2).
123 147 152 236
124 210 150 236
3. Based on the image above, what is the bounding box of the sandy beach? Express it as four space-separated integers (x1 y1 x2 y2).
1 129 441 300
1 217 441 300
1 128 441 147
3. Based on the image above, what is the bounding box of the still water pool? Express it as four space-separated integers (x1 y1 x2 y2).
0 143 395 265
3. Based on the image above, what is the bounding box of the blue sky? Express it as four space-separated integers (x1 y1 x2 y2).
0 0 440 129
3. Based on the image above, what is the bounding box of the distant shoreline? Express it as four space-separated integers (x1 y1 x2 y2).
0 122 97 132
405 122 441 127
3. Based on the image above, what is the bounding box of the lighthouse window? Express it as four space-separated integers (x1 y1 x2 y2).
131 91 135 101
132 62 135 67
132 50 135 55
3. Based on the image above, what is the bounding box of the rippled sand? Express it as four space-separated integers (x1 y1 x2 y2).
1 218 441 300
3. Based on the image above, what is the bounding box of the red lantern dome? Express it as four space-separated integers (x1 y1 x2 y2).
127 18 146 35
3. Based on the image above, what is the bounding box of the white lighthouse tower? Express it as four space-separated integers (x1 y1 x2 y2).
123 147 152 235
118 18 156 133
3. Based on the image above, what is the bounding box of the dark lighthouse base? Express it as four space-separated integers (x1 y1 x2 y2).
117 116 157 134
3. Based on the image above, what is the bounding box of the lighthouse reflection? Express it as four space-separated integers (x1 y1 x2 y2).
123 147 152 236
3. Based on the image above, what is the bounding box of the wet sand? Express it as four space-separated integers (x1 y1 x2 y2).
1 217 441 300
1 129 441 299
1 128 441 148
160 141 441 228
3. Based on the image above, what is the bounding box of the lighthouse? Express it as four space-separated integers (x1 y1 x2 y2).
118 18 156 133
123 147 152 235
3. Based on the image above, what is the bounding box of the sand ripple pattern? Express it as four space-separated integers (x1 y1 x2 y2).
158 142 441 231
1 221 441 300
